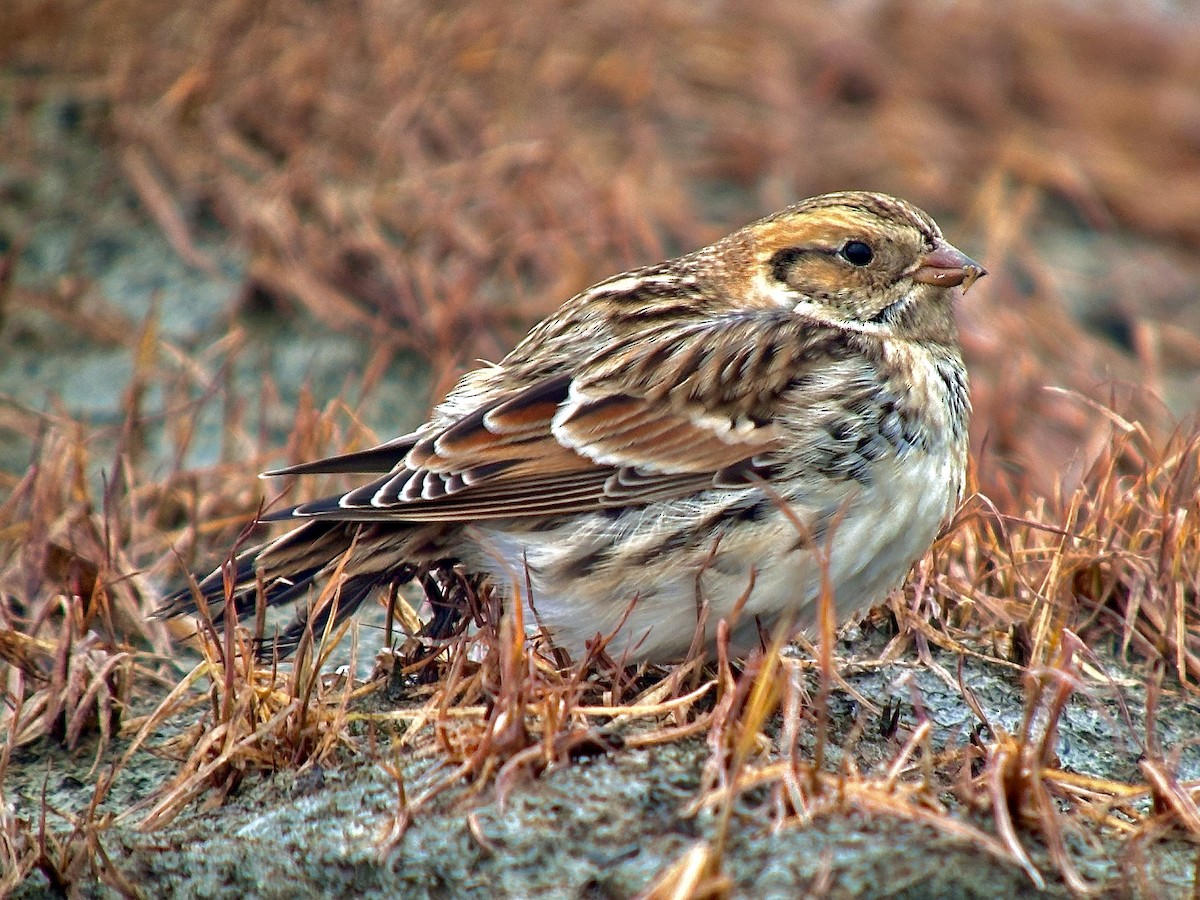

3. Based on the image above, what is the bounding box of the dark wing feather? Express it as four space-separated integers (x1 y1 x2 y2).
269 314 842 523
264 434 421 477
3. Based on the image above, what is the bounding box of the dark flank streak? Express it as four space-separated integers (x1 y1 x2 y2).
555 545 611 580
735 499 769 523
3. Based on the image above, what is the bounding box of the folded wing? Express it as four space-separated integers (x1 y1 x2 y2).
266 314 832 523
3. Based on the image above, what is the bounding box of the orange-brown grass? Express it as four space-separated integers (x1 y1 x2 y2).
0 417 174 766
3 368 1197 894
125 579 369 831
0 749 141 898
0 310 402 886
1 788 132 896
3 0 1200 893
366 584 725 849
11 0 1200 509
0 368 201 890
951 407 1200 688
679 411 1200 892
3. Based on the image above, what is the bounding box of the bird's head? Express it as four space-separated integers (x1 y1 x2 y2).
720 191 985 343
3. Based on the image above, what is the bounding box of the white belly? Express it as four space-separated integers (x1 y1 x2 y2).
465 449 959 665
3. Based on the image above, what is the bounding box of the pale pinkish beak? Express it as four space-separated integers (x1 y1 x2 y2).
912 244 986 293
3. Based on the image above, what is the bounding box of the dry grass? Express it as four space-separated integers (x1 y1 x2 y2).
2 321 1197 895
6 0 1199 498
3 0 1200 895
126 609 365 831
0 760 140 898
680 413 1200 892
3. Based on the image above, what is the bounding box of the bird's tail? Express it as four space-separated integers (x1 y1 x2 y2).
156 518 446 657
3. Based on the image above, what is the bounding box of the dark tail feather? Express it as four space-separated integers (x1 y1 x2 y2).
260 567 415 659
158 519 411 658
155 548 262 620
156 520 346 616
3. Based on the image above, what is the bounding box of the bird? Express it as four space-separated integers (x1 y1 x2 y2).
158 191 985 666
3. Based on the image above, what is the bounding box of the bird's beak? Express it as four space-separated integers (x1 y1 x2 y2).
912 243 987 294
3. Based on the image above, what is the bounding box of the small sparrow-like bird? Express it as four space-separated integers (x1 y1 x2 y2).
160 191 984 665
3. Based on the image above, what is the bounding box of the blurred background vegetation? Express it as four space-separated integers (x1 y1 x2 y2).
4 0 1199 499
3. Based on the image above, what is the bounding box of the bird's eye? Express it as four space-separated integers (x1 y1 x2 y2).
840 241 874 266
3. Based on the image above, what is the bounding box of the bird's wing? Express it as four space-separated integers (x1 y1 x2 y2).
269 315 844 522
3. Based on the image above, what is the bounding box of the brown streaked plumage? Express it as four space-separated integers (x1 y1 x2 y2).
159 191 985 664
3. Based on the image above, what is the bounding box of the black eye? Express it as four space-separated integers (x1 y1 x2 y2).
840 241 874 266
